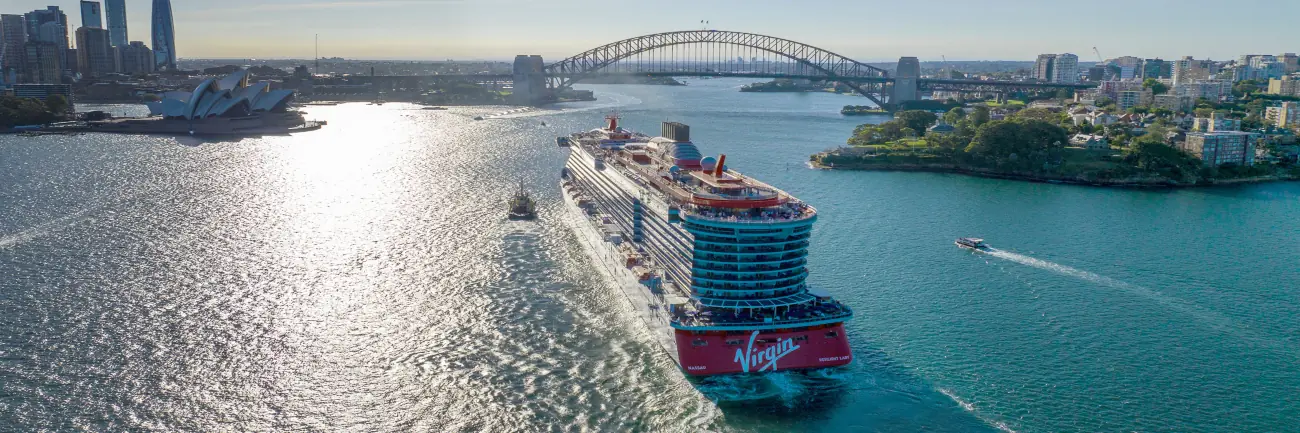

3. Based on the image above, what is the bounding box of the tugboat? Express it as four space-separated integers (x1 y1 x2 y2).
955 237 989 251
508 182 537 220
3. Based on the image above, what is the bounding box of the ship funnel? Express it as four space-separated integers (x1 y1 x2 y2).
605 115 619 131
714 154 727 177
662 122 690 142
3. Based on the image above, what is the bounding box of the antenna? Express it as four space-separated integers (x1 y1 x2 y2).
314 34 319 74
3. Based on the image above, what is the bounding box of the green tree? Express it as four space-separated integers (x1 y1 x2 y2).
1194 107 1214 118
847 120 910 146
943 107 966 125
1094 96 1114 107
966 119 1069 169
1143 78 1169 96
1013 107 1064 123
970 106 991 127
44 95 68 114
896 110 939 136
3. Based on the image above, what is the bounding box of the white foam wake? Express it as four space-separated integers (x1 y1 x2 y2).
984 248 1297 358
0 207 96 249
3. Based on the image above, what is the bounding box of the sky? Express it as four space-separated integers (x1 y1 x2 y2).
8 0 1300 62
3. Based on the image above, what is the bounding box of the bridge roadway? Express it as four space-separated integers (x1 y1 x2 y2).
359 72 1095 91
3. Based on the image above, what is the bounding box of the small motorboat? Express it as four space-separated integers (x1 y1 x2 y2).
473 116 484 121
508 181 537 220
541 121 547 126
422 106 447 110
556 136 571 147
955 237 989 251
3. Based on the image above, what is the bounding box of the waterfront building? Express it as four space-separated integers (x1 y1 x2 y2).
1 14 26 79
116 41 153 74
80 1 103 29
1070 134 1109 150
1267 76 1300 97
22 41 62 84
1182 131 1257 166
13 83 71 104
151 0 176 70
1264 102 1299 129
75 27 115 77
105 0 126 47
146 69 295 119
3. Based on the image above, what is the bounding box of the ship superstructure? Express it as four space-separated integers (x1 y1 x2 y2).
560 116 853 375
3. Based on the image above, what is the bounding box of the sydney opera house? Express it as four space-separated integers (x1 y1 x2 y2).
91 70 313 135
146 70 295 119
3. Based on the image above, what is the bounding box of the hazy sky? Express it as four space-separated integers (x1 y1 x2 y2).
10 0 1300 62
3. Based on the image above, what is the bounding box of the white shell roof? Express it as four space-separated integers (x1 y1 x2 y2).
149 70 294 119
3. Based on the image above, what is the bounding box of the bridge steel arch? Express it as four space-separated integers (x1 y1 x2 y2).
545 30 892 106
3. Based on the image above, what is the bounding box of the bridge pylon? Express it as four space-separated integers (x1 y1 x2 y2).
891 57 920 106
511 55 550 105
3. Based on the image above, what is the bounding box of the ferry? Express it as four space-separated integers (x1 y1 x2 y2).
559 116 853 376
955 237 988 250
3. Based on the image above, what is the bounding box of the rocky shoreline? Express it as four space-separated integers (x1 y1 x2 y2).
809 157 1299 189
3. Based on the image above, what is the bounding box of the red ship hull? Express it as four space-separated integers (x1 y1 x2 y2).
675 323 852 376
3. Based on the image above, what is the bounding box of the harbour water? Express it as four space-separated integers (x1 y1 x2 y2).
2 79 1298 432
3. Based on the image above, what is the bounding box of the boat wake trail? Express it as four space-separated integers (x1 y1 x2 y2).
0 207 97 249
938 388 1017 433
984 248 1297 357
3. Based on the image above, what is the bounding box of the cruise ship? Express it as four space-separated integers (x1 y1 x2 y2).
559 116 853 376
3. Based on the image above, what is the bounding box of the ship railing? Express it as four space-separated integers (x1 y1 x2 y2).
674 304 852 328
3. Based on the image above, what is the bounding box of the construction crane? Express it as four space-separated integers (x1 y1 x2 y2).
1092 47 1104 65
941 55 950 78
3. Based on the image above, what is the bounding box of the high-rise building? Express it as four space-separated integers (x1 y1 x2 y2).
117 41 153 74
105 0 127 47
1034 54 1055 82
24 7 69 75
1140 58 1171 79
1268 76 1300 97
151 0 176 70
1034 53 1078 83
1 14 27 78
23 41 62 84
1182 130 1257 166
1278 53 1299 74
64 47 77 73
80 1 103 29
1172 56 1216 85
1053 54 1079 84
1265 102 1300 129
75 26 115 77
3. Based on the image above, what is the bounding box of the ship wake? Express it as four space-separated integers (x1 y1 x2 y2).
983 248 1298 358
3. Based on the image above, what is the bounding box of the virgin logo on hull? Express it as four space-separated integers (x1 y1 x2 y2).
733 331 801 373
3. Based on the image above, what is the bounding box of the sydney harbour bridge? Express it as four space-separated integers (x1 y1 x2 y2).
368 30 1094 108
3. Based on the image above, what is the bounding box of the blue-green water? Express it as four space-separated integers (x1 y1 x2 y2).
2 80 1298 432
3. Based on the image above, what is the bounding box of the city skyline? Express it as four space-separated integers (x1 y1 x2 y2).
6 0 1300 62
